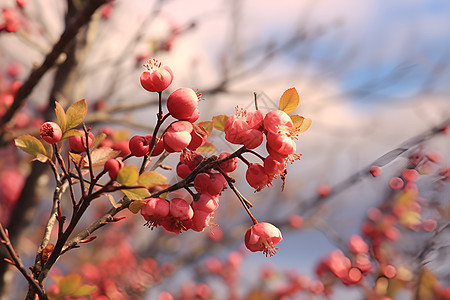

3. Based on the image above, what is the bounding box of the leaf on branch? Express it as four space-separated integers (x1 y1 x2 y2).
197 142 216 153
128 200 146 214
33 153 49 163
279 87 299 114
197 121 213 136
14 135 48 158
116 166 139 186
138 171 167 188
58 274 81 295
92 133 107 149
65 99 87 130
290 115 312 133
72 284 97 296
83 147 120 169
69 152 84 166
212 115 228 132
55 101 66 133
62 128 83 140
122 187 150 200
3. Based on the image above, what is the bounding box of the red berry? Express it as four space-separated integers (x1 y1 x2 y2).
244 222 282 256
40 122 62 144
369 165 381 177
104 158 122 180
389 177 404 190
218 152 238 173
167 88 200 120
264 110 293 134
68 130 94 152
163 121 193 152
246 163 270 191
129 135 150 157
140 59 173 92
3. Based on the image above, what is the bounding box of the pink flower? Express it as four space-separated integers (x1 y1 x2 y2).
244 222 282 256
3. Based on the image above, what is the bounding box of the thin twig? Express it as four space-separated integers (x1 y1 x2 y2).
0 225 48 300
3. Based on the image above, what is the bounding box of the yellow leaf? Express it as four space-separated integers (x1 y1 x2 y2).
279 88 299 114
117 166 139 186
290 115 311 133
122 188 150 200
62 128 82 140
14 135 48 157
72 284 97 296
58 274 81 295
197 121 213 136
138 171 167 188
129 200 146 214
197 142 216 153
212 115 228 132
65 99 87 130
54 101 66 133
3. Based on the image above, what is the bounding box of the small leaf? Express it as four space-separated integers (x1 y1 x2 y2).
117 166 139 186
212 115 228 132
197 121 213 136
279 87 299 114
65 99 87 130
58 274 81 295
54 101 66 133
61 128 82 140
69 152 84 166
104 193 121 208
83 147 120 169
14 135 48 157
129 200 146 214
72 284 97 296
197 142 216 153
290 115 312 133
92 133 107 149
122 187 150 200
33 153 49 163
138 171 167 188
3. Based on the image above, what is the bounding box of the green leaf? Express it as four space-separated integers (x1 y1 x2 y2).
122 187 150 200
212 115 228 132
14 135 48 157
117 166 139 186
61 128 82 140
138 171 167 188
129 200 146 214
65 99 87 130
54 101 66 133
58 274 81 295
72 284 97 296
290 115 312 133
197 141 216 153
279 88 299 114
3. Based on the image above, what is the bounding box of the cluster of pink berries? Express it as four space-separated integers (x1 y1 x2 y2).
224 107 303 191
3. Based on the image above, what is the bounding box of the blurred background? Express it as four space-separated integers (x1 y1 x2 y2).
0 0 449 299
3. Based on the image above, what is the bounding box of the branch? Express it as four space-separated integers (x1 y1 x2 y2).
0 0 110 139
0 225 48 300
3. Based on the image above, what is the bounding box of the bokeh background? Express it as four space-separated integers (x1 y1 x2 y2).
1 0 449 299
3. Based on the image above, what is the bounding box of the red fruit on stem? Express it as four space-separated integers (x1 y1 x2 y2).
140 59 173 92
104 158 122 180
69 130 94 153
167 88 200 120
40 122 62 144
244 222 282 256
246 163 270 191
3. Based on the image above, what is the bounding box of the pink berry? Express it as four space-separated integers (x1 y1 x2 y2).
317 184 331 197
176 163 191 178
68 130 94 153
140 59 173 92
263 110 293 134
163 121 193 152
192 194 219 213
129 135 150 157
246 163 271 191
104 158 122 180
266 131 296 156
190 210 212 232
40 122 62 144
167 88 200 120
244 222 282 256
264 155 286 177
348 235 368 253
369 165 381 177
169 198 194 221
218 152 238 173
141 198 170 229
389 177 404 190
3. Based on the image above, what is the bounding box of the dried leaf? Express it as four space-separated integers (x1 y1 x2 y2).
197 142 216 153
197 121 213 136
212 115 228 132
279 88 299 114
